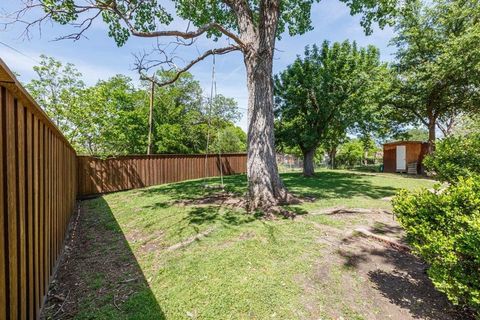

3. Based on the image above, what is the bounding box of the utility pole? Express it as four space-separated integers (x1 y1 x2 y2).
147 79 154 155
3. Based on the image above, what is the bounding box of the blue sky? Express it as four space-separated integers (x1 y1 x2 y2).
0 1 396 132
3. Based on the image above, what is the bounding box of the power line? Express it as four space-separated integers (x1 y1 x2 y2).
0 41 40 63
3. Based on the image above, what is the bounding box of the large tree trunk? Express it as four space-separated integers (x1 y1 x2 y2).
329 147 337 169
244 52 293 210
243 13 297 211
427 116 436 154
302 148 316 177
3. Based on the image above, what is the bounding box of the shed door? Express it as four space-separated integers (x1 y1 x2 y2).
396 145 406 171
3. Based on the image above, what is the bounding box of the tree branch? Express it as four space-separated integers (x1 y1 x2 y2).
222 0 255 37
109 5 245 48
7 1 245 48
138 45 240 87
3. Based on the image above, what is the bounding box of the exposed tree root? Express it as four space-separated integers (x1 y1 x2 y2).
166 228 216 251
174 191 304 219
354 227 411 252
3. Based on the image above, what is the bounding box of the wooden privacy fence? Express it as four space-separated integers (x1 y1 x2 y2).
1 58 248 318
77 153 247 196
1 60 78 319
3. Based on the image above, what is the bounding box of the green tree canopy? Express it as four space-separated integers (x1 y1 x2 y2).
26 54 85 137
335 139 365 168
390 0 480 150
26 57 245 156
73 75 147 155
274 41 390 176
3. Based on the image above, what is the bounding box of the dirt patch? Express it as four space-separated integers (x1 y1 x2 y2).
174 192 310 218
40 201 162 319
173 192 248 209
355 227 411 252
298 210 475 320
312 206 392 215
126 228 164 254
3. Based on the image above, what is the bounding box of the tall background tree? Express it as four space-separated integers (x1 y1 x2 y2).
26 56 245 156
274 41 390 176
25 54 85 138
74 75 148 155
150 71 241 154
10 0 402 210
390 0 480 151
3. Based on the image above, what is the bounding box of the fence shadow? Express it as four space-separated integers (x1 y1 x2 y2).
41 198 165 319
78 154 248 197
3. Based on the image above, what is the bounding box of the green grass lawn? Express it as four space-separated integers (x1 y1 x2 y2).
46 170 439 320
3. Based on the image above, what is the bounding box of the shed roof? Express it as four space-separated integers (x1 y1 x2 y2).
383 140 427 146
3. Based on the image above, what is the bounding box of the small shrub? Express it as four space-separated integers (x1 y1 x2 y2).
393 176 480 313
424 133 480 182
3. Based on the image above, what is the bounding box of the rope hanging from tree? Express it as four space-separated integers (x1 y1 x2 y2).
203 54 224 189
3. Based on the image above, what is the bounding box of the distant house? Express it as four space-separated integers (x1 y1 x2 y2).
383 141 429 174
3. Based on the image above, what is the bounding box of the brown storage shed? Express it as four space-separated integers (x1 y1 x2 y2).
383 141 429 174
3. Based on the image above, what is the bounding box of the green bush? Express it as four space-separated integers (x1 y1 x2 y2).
336 139 364 168
424 133 480 182
393 177 480 313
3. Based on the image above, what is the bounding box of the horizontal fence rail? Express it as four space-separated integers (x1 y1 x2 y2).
1 59 78 319
77 153 247 196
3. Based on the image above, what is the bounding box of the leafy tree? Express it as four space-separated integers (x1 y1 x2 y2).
423 133 480 182
358 134 379 165
149 72 204 154
12 0 402 210
149 71 241 154
26 55 85 138
452 114 480 136
405 127 429 141
274 41 388 176
210 124 247 153
390 0 480 151
335 139 364 168
74 75 147 155
392 127 429 141
26 57 244 155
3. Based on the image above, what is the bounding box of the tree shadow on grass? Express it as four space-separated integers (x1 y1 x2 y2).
137 171 399 206
138 174 248 201
169 206 260 241
184 206 257 226
281 171 398 200
41 197 165 319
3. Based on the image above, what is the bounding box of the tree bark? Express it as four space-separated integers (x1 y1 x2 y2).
302 149 316 177
427 116 436 153
329 147 337 169
244 52 293 210
242 5 294 210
